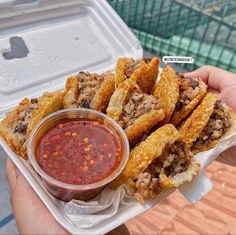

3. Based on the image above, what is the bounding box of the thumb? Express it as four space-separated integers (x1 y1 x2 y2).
184 65 211 82
6 158 21 192
6 158 68 235
184 65 236 92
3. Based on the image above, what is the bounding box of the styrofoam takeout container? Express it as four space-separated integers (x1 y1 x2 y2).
0 0 232 234
0 0 146 233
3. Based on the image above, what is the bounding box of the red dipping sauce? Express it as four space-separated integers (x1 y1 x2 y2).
36 120 122 185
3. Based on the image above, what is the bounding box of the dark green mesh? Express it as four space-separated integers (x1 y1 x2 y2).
108 0 236 72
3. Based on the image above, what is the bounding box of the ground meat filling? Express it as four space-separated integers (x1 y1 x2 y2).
77 72 105 108
175 73 200 111
135 172 161 201
192 101 231 150
125 59 151 78
119 88 160 129
13 98 39 135
135 141 191 198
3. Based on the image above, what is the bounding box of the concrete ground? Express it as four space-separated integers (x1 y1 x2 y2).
126 161 236 234
0 147 18 234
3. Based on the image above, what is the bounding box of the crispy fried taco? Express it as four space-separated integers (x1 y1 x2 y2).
106 80 165 146
179 92 233 154
170 73 207 126
0 92 64 159
116 57 160 94
153 69 207 127
63 72 115 112
153 66 180 124
112 124 200 202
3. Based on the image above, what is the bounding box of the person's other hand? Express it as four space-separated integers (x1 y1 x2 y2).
6 158 130 235
185 65 236 167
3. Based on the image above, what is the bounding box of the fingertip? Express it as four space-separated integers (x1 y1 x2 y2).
184 67 210 82
183 72 192 77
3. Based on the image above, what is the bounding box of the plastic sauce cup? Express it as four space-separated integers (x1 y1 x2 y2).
27 108 129 201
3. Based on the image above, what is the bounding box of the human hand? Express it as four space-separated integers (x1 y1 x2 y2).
185 65 236 167
6 158 130 235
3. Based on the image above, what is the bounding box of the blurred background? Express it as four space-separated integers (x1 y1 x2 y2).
108 0 236 72
0 0 236 234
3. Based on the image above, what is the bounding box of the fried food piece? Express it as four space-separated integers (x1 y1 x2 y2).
63 76 78 109
170 73 207 126
135 141 200 202
179 93 233 153
116 57 160 94
115 125 179 182
27 93 64 137
63 72 115 112
153 66 180 124
111 124 200 202
153 68 207 127
0 92 64 159
106 80 165 145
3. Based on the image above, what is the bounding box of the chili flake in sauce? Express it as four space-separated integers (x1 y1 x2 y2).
36 120 122 185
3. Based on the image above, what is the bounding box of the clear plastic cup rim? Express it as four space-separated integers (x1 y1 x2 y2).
27 108 130 191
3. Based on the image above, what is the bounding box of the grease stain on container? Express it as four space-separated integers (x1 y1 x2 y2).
1 36 29 60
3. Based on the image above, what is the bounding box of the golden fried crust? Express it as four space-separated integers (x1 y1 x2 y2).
125 109 165 146
0 133 25 159
192 106 235 154
0 123 28 159
153 66 180 124
159 160 200 189
90 73 115 112
116 57 160 94
63 76 79 109
0 92 64 159
107 79 164 145
112 124 179 187
0 98 31 159
1 99 30 128
116 58 134 85
27 92 64 138
171 80 207 126
106 80 136 121
63 73 115 112
130 57 160 94
179 93 217 149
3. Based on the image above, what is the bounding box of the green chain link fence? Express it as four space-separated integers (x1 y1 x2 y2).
108 0 236 72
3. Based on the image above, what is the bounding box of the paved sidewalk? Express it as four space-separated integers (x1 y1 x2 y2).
126 161 236 234
0 147 18 234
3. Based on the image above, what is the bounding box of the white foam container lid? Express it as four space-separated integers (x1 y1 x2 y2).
0 0 151 234
0 0 142 117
